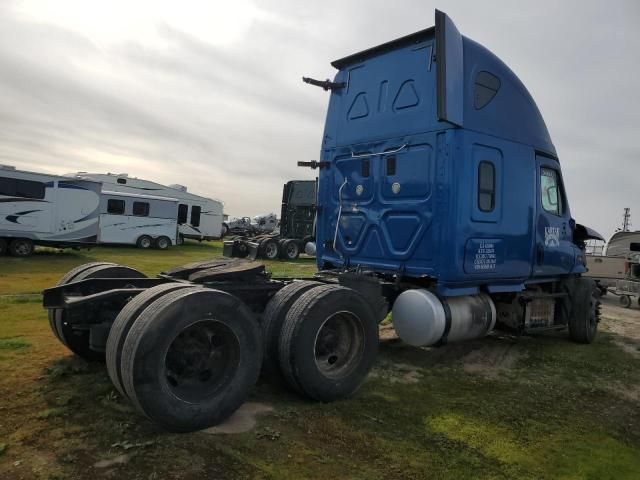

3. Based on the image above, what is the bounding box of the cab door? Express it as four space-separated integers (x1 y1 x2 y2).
533 155 575 276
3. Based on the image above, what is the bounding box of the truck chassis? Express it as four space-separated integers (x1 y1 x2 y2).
43 259 599 432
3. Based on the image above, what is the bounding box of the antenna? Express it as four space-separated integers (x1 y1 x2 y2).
622 208 632 232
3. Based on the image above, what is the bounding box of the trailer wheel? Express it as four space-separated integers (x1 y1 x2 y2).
120 288 262 432
106 282 197 398
0 238 6 255
55 264 146 361
136 235 153 249
9 238 34 257
566 278 600 344
48 261 116 342
155 236 171 250
620 295 632 309
278 284 378 402
261 281 323 379
260 239 279 260
280 239 300 260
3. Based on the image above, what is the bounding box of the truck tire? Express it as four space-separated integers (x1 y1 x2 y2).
136 235 153 249
566 277 600 344
9 238 34 257
106 282 197 398
278 284 378 402
280 239 300 260
260 239 279 260
0 238 6 255
120 288 262 432
261 281 323 379
620 295 632 309
155 236 171 250
48 262 116 342
54 264 146 361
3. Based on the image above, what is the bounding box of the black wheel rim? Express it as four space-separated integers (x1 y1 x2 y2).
164 320 240 403
14 241 31 255
265 242 278 259
286 243 298 258
314 311 365 380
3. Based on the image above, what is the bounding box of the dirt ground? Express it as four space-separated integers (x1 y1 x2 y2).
1 246 640 479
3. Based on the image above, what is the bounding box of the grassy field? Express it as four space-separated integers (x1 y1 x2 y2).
1 241 639 479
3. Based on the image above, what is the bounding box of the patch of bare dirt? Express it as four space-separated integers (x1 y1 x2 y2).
202 402 274 435
599 297 640 358
461 342 524 378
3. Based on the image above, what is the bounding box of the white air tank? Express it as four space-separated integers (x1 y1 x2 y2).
392 289 496 346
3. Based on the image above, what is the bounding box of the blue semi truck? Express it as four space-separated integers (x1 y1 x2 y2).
43 10 603 432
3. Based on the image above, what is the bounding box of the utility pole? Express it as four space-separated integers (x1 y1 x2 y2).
622 207 631 232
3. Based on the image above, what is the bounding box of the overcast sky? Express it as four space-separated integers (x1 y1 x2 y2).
0 0 638 239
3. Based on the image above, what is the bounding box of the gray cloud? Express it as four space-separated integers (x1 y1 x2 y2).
0 0 638 239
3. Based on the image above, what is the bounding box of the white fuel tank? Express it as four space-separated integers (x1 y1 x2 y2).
392 289 496 346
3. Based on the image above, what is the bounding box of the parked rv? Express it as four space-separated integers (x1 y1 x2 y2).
0 165 101 256
68 173 224 243
99 191 178 249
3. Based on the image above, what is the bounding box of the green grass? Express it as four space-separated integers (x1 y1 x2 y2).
0 242 639 479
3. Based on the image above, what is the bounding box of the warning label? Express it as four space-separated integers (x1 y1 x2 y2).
464 238 503 274
473 242 497 271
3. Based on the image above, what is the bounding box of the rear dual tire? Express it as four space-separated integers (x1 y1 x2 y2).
277 284 379 402
119 288 262 432
279 239 300 260
49 263 146 361
106 282 198 398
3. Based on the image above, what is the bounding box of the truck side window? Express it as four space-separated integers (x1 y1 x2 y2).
133 201 149 217
191 206 201 227
477 161 495 212
540 168 561 215
177 204 188 224
107 199 125 215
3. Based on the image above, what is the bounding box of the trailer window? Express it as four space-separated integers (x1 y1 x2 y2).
133 201 149 217
117 178 127 184
540 168 561 215
178 204 188 224
0 177 46 199
477 161 495 212
107 199 125 215
191 205 201 227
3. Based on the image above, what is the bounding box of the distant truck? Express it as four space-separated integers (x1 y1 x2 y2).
98 191 178 249
223 180 316 260
69 172 224 243
0 165 101 256
225 213 278 236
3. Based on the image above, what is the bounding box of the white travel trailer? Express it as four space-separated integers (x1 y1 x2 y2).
99 191 178 249
68 172 224 243
0 165 101 256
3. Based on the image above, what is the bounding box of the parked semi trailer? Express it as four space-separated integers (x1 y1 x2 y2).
224 180 316 260
43 10 603 433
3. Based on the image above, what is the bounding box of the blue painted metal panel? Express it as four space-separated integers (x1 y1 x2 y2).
315 10 584 294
